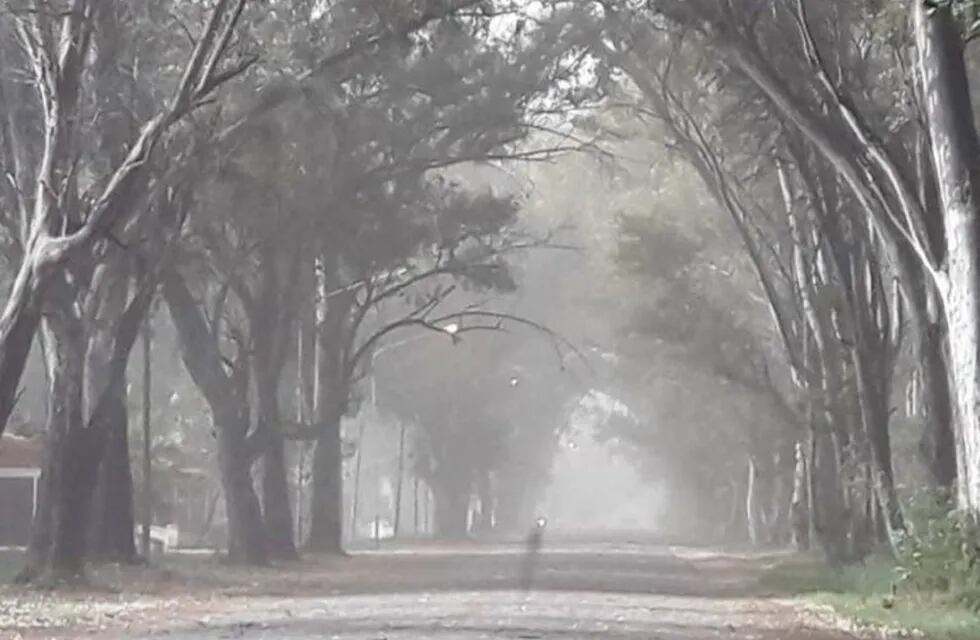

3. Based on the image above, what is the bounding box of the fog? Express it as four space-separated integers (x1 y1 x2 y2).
538 418 666 534
0 4 960 599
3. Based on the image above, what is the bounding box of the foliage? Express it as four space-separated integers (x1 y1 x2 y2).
760 553 980 640
896 492 980 611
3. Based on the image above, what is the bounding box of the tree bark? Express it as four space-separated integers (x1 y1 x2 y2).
163 271 267 564
790 441 810 551
851 334 906 546
262 435 298 560
87 263 139 564
768 444 795 546
21 263 160 582
19 292 98 583
919 327 956 496
860 389 906 545
473 471 494 534
215 408 268 564
254 322 297 559
308 412 344 553
810 427 849 565
918 320 957 490
0 272 44 435
306 258 352 554
745 456 764 546
87 386 138 563
915 3 980 513
725 472 748 543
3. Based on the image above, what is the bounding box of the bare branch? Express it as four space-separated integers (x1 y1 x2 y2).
193 0 248 98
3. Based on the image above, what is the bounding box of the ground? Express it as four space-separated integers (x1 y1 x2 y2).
0 540 882 639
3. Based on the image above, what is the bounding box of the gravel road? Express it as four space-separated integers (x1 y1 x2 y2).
62 543 865 640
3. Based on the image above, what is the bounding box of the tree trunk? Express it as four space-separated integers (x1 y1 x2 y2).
306 258 351 554
20 298 100 583
862 399 905 546
473 471 494 534
255 347 297 560
0 267 44 435
851 345 906 547
915 2 980 513
23 265 159 581
87 388 138 563
745 456 764 546
163 271 267 563
725 473 747 543
215 411 267 564
790 441 810 551
86 266 139 564
262 435 298 560
433 480 470 540
810 427 849 565
768 444 794 546
308 413 344 554
919 320 957 491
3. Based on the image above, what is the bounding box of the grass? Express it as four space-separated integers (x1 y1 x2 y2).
759 553 980 640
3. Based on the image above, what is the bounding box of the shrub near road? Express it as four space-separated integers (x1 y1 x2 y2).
760 553 980 640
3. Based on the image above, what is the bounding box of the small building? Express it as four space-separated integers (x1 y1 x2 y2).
0 434 43 547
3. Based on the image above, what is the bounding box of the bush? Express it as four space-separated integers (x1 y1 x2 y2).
896 489 980 610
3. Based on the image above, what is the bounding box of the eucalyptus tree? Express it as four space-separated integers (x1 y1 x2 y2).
615 40 907 559
617 0 980 513
507 0 971 561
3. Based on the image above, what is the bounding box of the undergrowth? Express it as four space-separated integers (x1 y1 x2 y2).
759 490 980 640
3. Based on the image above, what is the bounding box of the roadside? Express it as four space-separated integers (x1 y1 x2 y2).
758 553 980 640
0 544 890 639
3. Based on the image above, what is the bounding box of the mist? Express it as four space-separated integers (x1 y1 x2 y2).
0 3 977 638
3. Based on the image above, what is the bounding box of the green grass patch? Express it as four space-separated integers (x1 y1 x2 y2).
759 554 980 640
758 552 898 595
815 592 980 640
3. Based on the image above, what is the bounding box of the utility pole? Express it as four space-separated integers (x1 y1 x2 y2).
413 475 420 536
393 421 407 536
349 419 367 541
141 306 153 558
295 320 309 545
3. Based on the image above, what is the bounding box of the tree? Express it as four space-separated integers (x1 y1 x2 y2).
376 327 583 538
622 0 974 515
2 0 255 583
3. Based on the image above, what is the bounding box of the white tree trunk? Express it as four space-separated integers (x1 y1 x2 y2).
915 3 980 511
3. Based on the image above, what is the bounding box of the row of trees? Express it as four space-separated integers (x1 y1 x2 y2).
375 296 589 538
530 0 980 563
7 0 977 584
0 0 600 583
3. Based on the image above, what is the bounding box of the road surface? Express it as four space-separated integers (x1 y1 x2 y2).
6 543 865 639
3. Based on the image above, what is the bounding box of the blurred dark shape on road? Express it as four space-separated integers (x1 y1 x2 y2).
520 516 547 590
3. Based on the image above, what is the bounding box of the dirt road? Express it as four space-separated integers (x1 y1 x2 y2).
4 543 867 639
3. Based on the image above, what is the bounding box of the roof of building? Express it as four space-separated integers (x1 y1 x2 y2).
0 434 44 469
172 465 209 479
